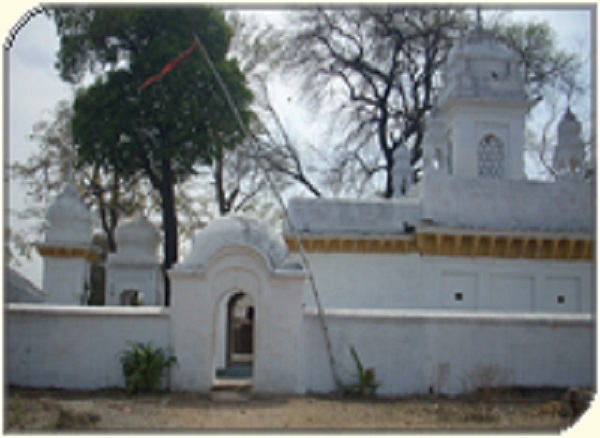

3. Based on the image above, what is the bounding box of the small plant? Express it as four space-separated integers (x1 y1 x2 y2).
459 363 512 423
342 345 379 397
120 342 177 394
460 363 512 402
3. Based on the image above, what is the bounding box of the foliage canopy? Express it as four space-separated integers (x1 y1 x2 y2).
52 7 253 304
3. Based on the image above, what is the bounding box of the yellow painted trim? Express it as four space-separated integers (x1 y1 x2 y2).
284 232 593 260
37 245 99 264
285 236 418 254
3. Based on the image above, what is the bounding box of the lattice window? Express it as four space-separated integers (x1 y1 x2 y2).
477 135 504 178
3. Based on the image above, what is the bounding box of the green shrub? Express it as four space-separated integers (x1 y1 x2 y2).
342 345 379 397
120 342 177 394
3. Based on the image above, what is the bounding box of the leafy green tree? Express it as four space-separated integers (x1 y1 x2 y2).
10 99 146 255
496 19 582 100
52 7 253 304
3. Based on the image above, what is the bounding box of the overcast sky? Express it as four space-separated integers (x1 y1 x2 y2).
2 3 594 288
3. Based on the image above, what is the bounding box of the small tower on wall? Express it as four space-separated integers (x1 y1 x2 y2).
422 107 451 174
105 215 163 306
393 144 414 196
37 182 98 304
437 17 535 181
552 108 587 180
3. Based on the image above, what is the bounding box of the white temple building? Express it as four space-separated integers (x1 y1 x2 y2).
7 21 594 396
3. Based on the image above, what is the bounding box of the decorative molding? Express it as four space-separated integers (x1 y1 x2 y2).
415 231 592 260
285 236 418 254
37 245 99 264
284 230 593 261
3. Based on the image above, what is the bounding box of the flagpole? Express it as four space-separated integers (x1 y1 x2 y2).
193 34 249 140
192 32 343 391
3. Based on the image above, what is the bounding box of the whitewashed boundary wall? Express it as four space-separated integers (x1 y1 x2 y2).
7 304 593 395
303 308 594 395
422 173 592 231
6 304 170 390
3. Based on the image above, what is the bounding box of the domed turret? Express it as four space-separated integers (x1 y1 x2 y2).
393 144 413 196
431 14 532 181
179 216 288 270
422 108 451 175
37 182 97 305
105 215 163 306
440 23 527 105
553 108 586 180
44 182 92 246
115 215 160 257
557 108 582 144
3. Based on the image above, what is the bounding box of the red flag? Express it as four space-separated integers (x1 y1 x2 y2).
140 39 200 90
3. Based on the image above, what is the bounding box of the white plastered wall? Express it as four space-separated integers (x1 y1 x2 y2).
42 257 90 305
302 252 593 313
105 263 163 306
422 256 593 313
303 309 593 394
6 305 170 389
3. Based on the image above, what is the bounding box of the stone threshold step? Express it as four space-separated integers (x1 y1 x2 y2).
210 388 252 403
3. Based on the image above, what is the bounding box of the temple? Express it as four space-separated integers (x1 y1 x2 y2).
7 16 593 396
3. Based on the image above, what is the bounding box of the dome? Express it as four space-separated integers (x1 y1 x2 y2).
452 30 515 61
44 182 92 246
180 216 288 270
558 108 582 143
553 108 585 179
440 26 525 104
46 182 91 223
115 215 160 256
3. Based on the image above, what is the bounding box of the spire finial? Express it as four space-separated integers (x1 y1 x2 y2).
62 144 75 183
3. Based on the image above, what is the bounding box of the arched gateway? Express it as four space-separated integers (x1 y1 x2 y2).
168 216 306 393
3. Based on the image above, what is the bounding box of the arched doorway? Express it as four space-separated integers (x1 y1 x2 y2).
215 292 254 382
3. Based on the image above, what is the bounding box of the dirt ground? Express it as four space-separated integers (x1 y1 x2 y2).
4 386 591 432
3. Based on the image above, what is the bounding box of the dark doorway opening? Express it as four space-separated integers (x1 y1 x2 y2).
216 292 254 380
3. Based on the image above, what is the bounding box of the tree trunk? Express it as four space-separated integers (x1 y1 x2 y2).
382 143 395 199
160 158 178 306
384 160 394 198
106 172 120 252
214 150 229 216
